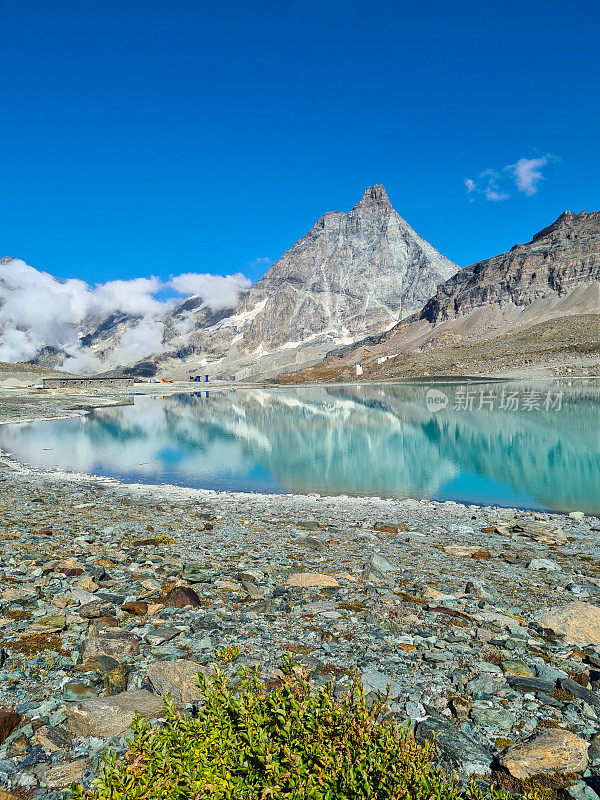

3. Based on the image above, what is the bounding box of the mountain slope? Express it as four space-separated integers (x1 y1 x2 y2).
281 210 600 382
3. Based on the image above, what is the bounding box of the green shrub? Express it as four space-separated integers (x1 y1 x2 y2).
71 659 543 800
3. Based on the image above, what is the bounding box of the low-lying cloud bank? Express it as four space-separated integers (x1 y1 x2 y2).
0 259 251 372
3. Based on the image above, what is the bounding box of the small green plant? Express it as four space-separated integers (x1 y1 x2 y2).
216 644 241 664
71 659 545 800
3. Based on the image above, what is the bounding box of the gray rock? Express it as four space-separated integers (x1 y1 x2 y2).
534 662 568 682
527 558 561 572
299 537 328 551
190 614 220 632
470 703 515 730
146 659 210 707
589 733 600 760
63 679 102 701
466 673 504 697
559 677 600 708
446 524 475 535
360 668 404 700
415 717 493 776
146 627 182 646
564 782 600 800
66 689 165 738
405 700 427 721
507 676 557 695
181 565 213 583
240 580 262 599
362 552 395 581
81 629 140 662
0 758 17 775
78 600 117 619
465 579 494 600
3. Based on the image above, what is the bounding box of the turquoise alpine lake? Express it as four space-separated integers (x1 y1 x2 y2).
1 381 599 514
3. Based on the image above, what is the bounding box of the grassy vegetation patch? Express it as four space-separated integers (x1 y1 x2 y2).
3 633 70 656
71 660 544 800
337 601 369 612
4 609 32 621
553 688 576 701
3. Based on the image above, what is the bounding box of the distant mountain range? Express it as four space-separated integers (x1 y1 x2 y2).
1 188 598 379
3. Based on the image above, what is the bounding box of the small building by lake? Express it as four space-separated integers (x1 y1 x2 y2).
42 377 135 389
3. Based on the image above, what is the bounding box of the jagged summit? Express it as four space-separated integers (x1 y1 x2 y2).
311 185 393 232
354 184 392 210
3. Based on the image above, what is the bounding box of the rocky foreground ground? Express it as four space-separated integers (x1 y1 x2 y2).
0 447 599 799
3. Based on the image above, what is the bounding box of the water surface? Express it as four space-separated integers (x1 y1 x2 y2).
1 382 599 514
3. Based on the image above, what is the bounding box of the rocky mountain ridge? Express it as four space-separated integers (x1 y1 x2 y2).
282 210 600 382
420 210 600 325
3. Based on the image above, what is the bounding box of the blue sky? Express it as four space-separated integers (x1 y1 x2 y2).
1 0 598 286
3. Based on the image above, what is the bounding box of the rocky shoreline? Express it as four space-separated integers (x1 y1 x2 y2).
1 393 600 798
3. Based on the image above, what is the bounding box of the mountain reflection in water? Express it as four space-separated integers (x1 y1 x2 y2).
1 382 598 513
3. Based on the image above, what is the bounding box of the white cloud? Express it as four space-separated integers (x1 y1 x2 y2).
0 259 252 371
484 186 510 202
109 318 166 365
61 350 103 375
0 328 37 363
91 277 166 317
465 153 556 201
507 155 551 196
168 272 251 310
0 261 91 362
465 170 509 202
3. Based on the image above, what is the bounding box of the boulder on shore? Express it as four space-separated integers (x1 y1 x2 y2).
537 602 600 646
499 729 588 779
146 659 210 707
